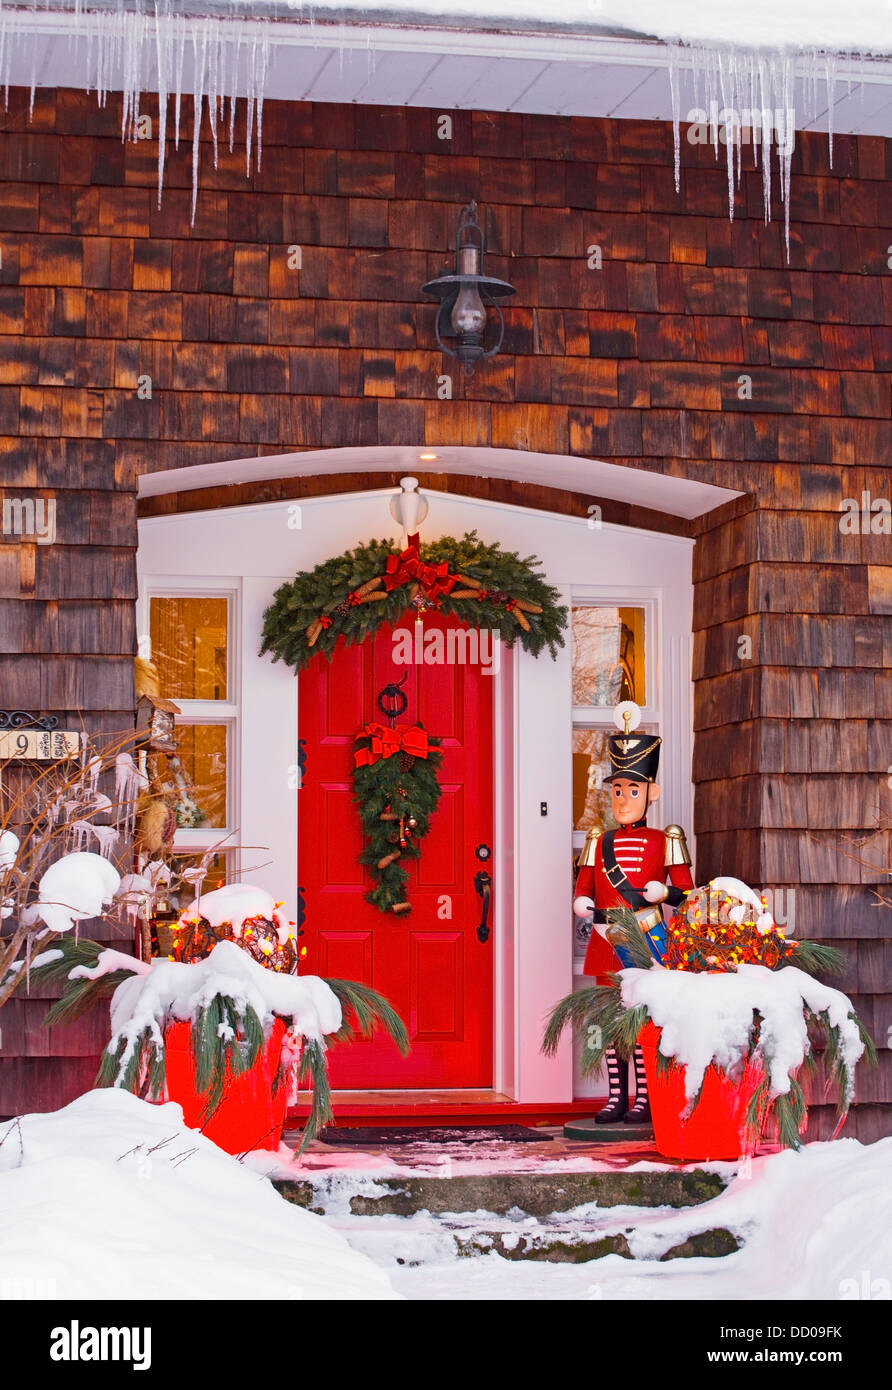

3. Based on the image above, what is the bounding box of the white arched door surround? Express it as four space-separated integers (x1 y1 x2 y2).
137 451 714 1104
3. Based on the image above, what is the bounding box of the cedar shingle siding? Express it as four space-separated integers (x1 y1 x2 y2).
1 88 890 1138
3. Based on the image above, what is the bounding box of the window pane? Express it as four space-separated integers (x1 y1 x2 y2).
149 596 229 701
571 606 645 707
572 728 618 835
169 725 227 828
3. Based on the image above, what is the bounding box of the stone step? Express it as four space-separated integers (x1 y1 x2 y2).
450 1225 739 1263
274 1165 728 1219
273 1132 742 1266
273 1181 739 1264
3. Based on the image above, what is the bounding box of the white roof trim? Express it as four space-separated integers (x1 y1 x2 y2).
137 445 741 521
5 10 892 129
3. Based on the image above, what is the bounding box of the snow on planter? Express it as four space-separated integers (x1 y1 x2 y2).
171 882 300 970
620 962 867 1109
96 939 342 1061
177 883 295 939
543 878 875 1151
24 928 409 1154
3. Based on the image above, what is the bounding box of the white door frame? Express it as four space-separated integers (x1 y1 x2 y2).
137 474 694 1104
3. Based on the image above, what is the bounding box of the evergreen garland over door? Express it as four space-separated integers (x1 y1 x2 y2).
297 616 494 1088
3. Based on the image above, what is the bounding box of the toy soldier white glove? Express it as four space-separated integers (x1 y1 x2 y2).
573 895 595 920
643 880 669 904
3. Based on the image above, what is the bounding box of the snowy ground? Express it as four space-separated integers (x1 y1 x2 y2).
0 1090 396 1301
1 1091 888 1302
257 1134 892 1302
380 1137 892 1300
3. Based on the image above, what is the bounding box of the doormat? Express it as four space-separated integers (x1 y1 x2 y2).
317 1124 554 1146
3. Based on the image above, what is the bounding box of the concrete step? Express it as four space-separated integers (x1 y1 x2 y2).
274 1176 739 1265
272 1130 744 1266
273 1166 739 1264
274 1165 728 1219
450 1224 739 1263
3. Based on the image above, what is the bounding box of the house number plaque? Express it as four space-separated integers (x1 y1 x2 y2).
0 713 79 761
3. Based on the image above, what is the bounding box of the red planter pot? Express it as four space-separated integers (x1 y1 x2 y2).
638 1021 780 1161
164 1017 289 1156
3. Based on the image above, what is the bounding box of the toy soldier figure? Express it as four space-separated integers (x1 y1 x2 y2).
573 703 694 1124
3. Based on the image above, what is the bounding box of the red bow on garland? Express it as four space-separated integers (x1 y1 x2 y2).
354 722 432 768
384 534 458 599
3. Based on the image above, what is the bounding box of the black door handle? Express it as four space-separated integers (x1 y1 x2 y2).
474 869 492 944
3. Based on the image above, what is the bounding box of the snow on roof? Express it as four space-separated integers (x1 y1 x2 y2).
37 1 888 57
273 1 892 56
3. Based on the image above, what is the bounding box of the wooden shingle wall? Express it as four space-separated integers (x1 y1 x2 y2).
0 88 889 1135
693 493 892 1141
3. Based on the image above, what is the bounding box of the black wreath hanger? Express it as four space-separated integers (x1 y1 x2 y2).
377 672 409 728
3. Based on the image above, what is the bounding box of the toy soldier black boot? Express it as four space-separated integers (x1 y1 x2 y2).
595 1048 629 1123
624 1046 651 1125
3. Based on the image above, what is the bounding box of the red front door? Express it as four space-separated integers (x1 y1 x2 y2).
298 615 494 1088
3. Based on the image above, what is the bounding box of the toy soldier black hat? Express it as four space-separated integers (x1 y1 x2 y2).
603 701 662 784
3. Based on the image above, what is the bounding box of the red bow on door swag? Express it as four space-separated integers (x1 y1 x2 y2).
353 719 443 916
353 721 432 768
383 535 458 600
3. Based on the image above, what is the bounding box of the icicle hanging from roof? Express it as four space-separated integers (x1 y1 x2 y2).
0 2 868 246
0 0 273 222
667 43 843 258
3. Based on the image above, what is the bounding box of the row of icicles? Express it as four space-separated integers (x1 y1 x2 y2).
0 1 874 249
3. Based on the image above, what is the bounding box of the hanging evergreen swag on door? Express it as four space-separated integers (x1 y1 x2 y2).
353 721 443 914
259 530 567 672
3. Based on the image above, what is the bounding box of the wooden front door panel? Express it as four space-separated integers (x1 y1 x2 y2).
298 616 494 1088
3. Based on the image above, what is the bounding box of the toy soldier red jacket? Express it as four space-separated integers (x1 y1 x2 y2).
577 823 694 980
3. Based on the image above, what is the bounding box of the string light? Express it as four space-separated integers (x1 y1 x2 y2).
169 911 301 974
664 883 795 973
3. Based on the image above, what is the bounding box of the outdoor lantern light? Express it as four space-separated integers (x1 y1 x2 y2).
422 201 515 375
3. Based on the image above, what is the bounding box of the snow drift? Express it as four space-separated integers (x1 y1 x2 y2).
379 1136 892 1301
0 1089 397 1300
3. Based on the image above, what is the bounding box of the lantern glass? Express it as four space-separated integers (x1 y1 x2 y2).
151 707 176 750
451 283 487 336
